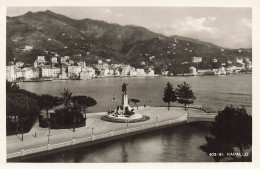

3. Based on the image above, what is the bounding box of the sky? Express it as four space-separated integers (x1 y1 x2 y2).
7 7 252 49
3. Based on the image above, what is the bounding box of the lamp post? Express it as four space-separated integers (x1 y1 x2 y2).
91 127 94 135
156 116 159 127
149 100 151 106
112 95 116 110
47 126 51 144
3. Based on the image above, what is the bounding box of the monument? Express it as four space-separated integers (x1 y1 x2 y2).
102 83 150 123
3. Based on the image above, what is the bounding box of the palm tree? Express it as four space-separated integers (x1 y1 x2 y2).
163 82 177 110
61 88 72 111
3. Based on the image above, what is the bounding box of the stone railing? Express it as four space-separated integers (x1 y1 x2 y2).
7 114 187 160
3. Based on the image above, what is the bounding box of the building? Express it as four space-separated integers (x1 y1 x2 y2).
146 68 155 76
191 57 202 63
15 61 24 68
106 59 111 62
6 65 16 81
236 58 244 64
136 69 145 76
22 67 33 80
98 60 102 64
40 66 61 78
64 56 70 60
67 65 82 77
60 57 67 63
21 45 33 52
68 60 75 65
37 56 45 63
51 57 58 64
77 61 86 67
212 58 217 63
189 67 197 76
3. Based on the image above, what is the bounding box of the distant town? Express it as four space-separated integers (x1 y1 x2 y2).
6 51 252 82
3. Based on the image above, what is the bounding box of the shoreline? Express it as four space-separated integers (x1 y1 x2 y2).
14 72 251 83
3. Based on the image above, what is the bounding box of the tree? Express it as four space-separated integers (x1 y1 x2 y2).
199 136 234 162
72 96 97 118
130 98 140 109
200 106 252 162
7 93 40 139
6 81 19 93
163 82 177 110
38 95 55 120
61 88 73 111
175 82 196 110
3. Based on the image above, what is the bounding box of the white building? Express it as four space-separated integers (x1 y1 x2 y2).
189 67 197 76
37 56 45 63
191 57 202 63
51 57 58 64
236 58 244 64
15 61 24 68
22 67 33 80
6 65 16 81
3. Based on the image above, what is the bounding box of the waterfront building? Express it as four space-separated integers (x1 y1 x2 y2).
15 61 24 68
130 69 138 76
40 66 61 78
189 67 197 76
6 65 16 81
32 68 40 79
146 68 155 76
219 67 226 75
100 68 110 76
67 65 82 77
136 69 145 76
22 67 34 80
37 56 45 63
15 68 23 80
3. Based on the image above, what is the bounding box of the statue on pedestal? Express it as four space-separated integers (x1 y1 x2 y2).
122 82 128 94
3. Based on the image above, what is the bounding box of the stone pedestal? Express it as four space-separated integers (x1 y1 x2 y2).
122 93 129 114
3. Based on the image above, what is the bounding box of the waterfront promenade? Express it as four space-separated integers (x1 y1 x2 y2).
7 106 213 161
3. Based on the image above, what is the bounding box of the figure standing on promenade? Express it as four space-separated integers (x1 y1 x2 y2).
122 82 128 94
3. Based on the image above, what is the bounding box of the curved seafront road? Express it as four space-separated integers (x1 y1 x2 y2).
7 107 202 155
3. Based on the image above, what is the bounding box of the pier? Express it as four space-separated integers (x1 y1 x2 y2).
7 107 217 162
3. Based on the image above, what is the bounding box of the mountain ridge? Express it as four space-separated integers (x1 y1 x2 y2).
6 10 252 67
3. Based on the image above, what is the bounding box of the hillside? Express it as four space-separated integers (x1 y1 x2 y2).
6 10 252 67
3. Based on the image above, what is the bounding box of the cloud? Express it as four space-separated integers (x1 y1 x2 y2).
103 9 112 13
179 17 215 33
241 18 251 28
115 13 124 18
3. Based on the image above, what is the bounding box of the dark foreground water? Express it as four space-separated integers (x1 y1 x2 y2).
19 74 252 162
25 122 214 162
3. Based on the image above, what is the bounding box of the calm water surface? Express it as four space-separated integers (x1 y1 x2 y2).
19 74 252 162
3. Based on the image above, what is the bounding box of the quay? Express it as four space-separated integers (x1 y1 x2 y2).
7 106 217 162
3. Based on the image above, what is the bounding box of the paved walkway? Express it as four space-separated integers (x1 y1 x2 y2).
7 106 202 154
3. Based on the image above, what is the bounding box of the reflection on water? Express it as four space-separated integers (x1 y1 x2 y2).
25 122 214 162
